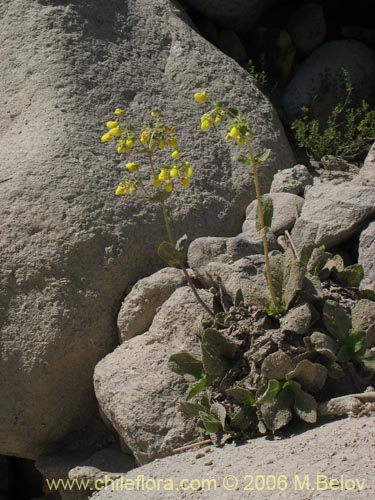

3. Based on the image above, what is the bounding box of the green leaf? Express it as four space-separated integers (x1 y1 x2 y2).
300 246 313 267
286 359 328 392
186 373 215 400
237 155 254 167
211 402 227 430
360 350 375 371
254 148 271 164
231 407 255 431
284 380 317 423
323 299 351 343
200 411 222 434
148 191 171 203
260 392 293 432
257 379 281 404
201 329 238 377
180 401 208 418
359 289 375 301
158 241 183 267
307 246 332 276
335 264 364 287
234 288 244 307
261 351 294 380
256 195 273 232
168 352 203 379
226 388 256 407
282 259 306 310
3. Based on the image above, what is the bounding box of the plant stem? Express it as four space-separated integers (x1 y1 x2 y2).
160 200 217 321
247 143 279 309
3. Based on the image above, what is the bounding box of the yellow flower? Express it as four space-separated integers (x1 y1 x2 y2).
180 177 189 188
194 91 208 104
166 125 176 134
117 142 127 153
114 108 124 117
101 132 114 143
171 149 181 160
165 180 173 192
125 137 134 148
108 126 122 137
229 126 240 139
115 180 136 196
140 131 150 145
185 166 194 177
115 183 127 195
158 169 169 181
151 109 160 117
106 121 119 129
170 166 179 178
153 176 163 188
201 118 213 132
214 116 222 125
167 137 178 149
125 162 138 172
158 139 166 150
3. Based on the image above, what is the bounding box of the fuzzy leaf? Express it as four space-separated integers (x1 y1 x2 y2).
211 402 227 430
300 246 313 267
261 351 294 380
323 300 351 343
201 328 237 376
319 254 345 280
309 331 338 361
237 155 254 167
158 241 183 267
168 352 203 379
325 361 346 379
308 246 332 276
254 148 271 164
257 379 281 404
256 195 273 232
286 359 328 392
282 258 306 310
180 402 208 418
200 411 222 434
226 388 256 407
186 373 215 400
260 393 293 432
291 387 317 423
231 407 255 431
234 288 244 307
335 264 364 287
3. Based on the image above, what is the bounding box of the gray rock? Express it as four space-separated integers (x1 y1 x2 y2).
0 0 294 458
358 222 375 293
351 299 375 348
187 234 278 271
270 164 313 195
94 287 214 465
182 0 271 32
283 40 375 123
280 303 317 335
243 192 304 236
117 268 186 342
217 30 247 64
357 142 375 187
291 181 375 251
37 446 135 500
286 3 326 56
92 417 375 500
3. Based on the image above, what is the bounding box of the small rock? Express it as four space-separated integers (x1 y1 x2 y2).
117 268 186 342
243 192 304 236
287 3 326 56
280 303 317 335
270 164 313 195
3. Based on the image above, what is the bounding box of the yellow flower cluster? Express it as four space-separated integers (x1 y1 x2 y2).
115 179 137 196
154 161 194 192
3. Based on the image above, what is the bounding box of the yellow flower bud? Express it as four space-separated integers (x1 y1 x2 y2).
125 162 138 172
166 125 176 134
158 169 169 181
171 149 181 160
214 116 222 125
180 177 189 188
158 139 166 150
170 167 179 178
153 176 163 188
165 180 173 192
229 126 240 139
201 118 212 132
140 132 149 145
101 132 114 143
151 109 160 117
106 121 119 129
114 108 124 117
115 183 127 196
108 126 122 137
194 92 208 104
185 166 194 177
125 137 134 148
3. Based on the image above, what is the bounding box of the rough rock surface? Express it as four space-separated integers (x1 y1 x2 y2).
0 0 293 458
283 40 375 122
358 222 375 293
187 234 278 271
291 181 375 251
182 0 271 32
92 416 375 500
286 2 326 56
243 192 304 236
352 299 375 347
94 287 214 465
358 142 375 187
270 164 313 195
117 268 186 342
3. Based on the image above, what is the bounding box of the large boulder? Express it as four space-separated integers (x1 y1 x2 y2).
358 222 375 293
182 0 271 32
283 40 375 123
94 287 214 465
270 164 313 195
0 0 294 458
